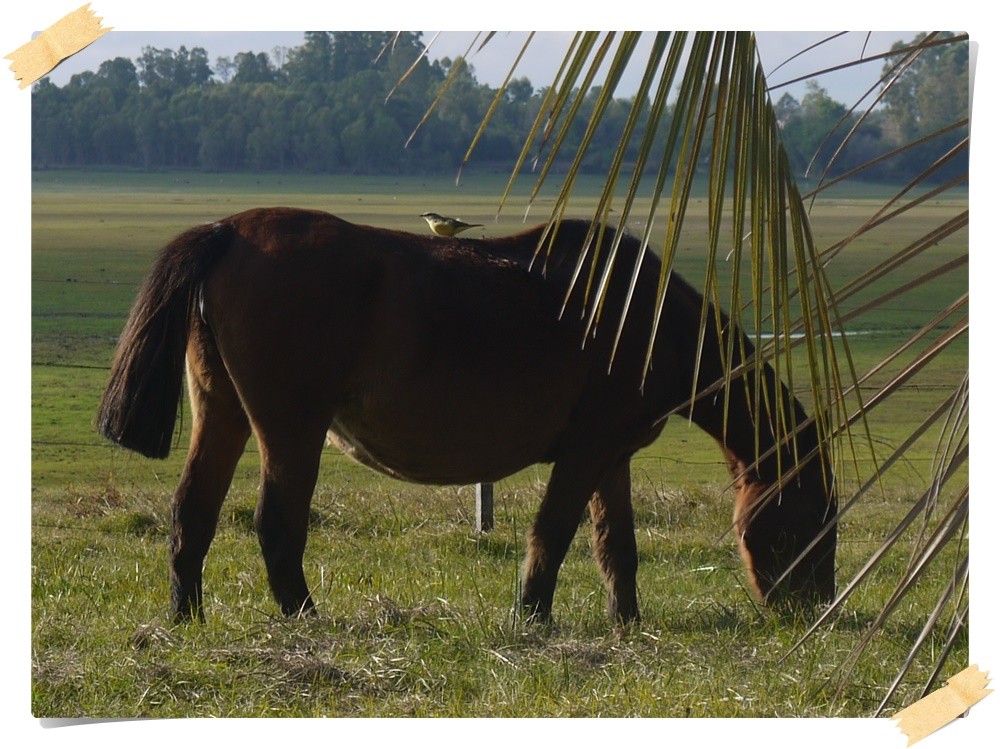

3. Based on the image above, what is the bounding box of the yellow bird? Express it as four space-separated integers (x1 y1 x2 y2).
420 212 483 237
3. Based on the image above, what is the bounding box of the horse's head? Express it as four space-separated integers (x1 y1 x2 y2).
730 449 837 608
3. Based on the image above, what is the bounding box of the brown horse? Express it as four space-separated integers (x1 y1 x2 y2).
97 208 837 624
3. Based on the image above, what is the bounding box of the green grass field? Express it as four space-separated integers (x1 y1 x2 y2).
30 170 968 718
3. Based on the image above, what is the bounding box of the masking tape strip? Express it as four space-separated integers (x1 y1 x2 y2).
5 4 111 89
892 664 991 746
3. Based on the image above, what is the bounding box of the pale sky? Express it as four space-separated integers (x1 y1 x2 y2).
9 0 976 107
39 29 919 107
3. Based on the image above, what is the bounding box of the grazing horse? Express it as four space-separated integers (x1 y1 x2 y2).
97 208 837 624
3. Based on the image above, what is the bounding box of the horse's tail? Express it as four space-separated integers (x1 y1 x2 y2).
97 221 236 459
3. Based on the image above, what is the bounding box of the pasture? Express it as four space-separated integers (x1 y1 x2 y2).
30 170 968 718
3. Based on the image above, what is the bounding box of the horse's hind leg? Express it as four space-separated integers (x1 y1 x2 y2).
171 343 251 622
253 422 327 617
588 459 639 623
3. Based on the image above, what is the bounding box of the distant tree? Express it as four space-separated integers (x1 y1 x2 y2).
243 84 296 170
136 47 167 87
214 56 237 84
283 32 334 86
87 65 139 165
31 78 71 166
136 46 212 89
197 86 247 169
290 105 341 171
877 32 968 182
779 81 852 176
168 87 210 166
95 57 139 106
133 92 171 167
233 52 277 85
331 31 396 81
431 57 488 131
881 32 968 141
773 91 800 128
271 46 289 73
506 77 534 104
374 32 430 84
338 114 367 169
368 111 407 170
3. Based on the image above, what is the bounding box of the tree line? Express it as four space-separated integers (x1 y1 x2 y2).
31 31 968 182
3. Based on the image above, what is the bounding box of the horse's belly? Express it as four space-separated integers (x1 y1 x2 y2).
325 391 568 485
325 419 428 482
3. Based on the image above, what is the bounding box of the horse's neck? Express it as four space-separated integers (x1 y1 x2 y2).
673 294 815 486
702 360 810 484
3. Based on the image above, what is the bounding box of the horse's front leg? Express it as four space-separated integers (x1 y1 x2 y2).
521 453 610 623
588 458 639 624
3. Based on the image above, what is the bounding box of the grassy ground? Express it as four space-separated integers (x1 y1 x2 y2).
30 170 968 719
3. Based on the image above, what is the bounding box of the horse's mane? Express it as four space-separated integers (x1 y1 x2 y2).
474 219 647 281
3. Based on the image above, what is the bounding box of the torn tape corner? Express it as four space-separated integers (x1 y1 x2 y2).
5 3 112 89
892 664 992 746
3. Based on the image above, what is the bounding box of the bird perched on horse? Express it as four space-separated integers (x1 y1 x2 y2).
420 212 484 237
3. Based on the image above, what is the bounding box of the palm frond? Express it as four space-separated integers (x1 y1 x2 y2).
398 29 970 714
382 30 440 102
402 34 482 149
456 32 535 184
